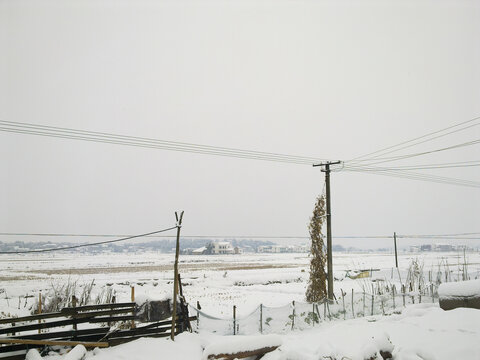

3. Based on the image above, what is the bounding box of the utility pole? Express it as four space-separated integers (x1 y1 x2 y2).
171 211 184 340
313 161 341 301
394 232 398 268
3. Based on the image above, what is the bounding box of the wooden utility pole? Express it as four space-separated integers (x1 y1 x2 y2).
394 232 398 268
313 161 341 301
171 211 184 340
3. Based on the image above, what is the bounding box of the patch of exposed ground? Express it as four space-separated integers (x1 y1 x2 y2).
0 275 44 281
26 263 301 275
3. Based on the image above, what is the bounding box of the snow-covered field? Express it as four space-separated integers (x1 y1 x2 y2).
1 250 480 359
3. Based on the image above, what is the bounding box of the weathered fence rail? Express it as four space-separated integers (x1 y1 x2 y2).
0 301 195 360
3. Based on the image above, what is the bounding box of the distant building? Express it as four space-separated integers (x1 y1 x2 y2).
192 246 207 255
434 244 455 252
421 244 432 251
213 241 234 254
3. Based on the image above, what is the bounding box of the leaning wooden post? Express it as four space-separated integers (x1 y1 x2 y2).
171 211 184 340
291 301 295 330
196 301 200 331
131 286 135 329
38 291 42 334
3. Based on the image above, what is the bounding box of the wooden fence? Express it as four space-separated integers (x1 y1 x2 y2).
0 301 195 360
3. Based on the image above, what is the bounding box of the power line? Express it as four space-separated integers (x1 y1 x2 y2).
0 226 177 254
348 115 480 163
1 120 478 188
345 138 480 167
342 167 480 188
1 232 478 240
342 160 480 171
0 120 327 165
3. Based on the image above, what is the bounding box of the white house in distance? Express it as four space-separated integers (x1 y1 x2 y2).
213 241 234 254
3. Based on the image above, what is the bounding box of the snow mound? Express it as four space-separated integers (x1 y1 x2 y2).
202 334 282 360
438 279 480 299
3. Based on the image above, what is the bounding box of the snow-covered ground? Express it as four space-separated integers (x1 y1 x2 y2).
1 250 480 359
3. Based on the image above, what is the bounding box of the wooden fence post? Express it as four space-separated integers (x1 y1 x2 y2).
196 301 200 331
371 294 374 316
351 289 355 318
392 285 396 310
131 286 135 329
363 291 366 316
72 295 78 331
233 305 236 335
38 292 42 334
312 303 316 326
291 301 295 330
259 304 263 333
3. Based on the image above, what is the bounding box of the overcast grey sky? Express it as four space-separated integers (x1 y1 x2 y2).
1 0 479 248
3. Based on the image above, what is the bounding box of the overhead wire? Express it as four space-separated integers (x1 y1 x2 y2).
0 226 177 254
341 160 480 171
0 120 326 165
341 167 480 188
348 115 480 163
1 120 479 188
343 138 480 167
0 232 478 240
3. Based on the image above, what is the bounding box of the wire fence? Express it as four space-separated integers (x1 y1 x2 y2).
188 286 439 335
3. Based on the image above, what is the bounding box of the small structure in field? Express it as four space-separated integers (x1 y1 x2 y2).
438 279 480 310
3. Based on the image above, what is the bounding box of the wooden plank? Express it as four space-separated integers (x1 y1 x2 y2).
0 311 63 325
0 354 26 360
107 326 170 339
0 332 110 354
0 338 108 348
0 310 136 334
0 319 74 335
70 308 135 320
207 346 279 360
88 315 135 323
0 303 135 325
64 302 135 312
0 327 109 342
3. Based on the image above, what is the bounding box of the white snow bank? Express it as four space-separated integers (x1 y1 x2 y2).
438 279 480 299
82 333 203 360
202 334 281 359
25 349 43 360
261 325 393 360
37 304 480 360
64 345 86 360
